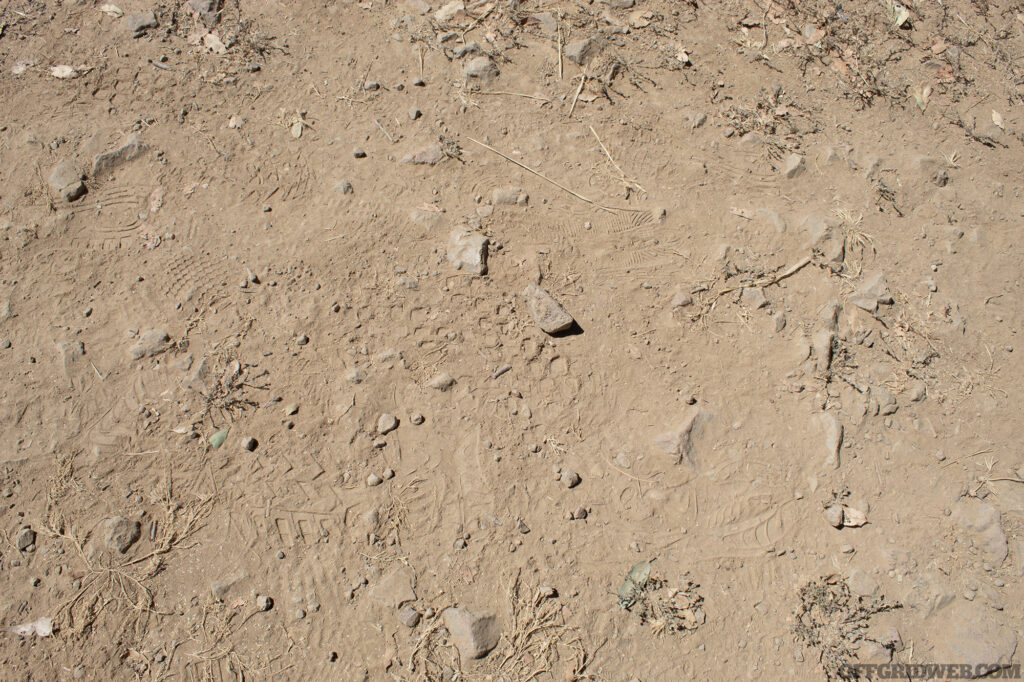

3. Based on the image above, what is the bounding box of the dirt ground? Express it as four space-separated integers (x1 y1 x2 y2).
1 0 1023 679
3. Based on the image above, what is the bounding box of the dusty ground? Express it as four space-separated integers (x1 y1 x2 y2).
1 0 1023 679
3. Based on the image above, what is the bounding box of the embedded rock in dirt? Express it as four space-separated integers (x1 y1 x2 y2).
370 568 416 608
443 608 500 660
401 143 445 165
104 517 141 553
462 57 499 85
92 134 146 176
130 329 170 360
653 407 710 469
819 413 843 469
48 162 86 202
187 0 221 26
447 229 489 275
125 12 158 36
951 498 1007 563
565 37 604 65
928 601 1017 673
523 285 574 334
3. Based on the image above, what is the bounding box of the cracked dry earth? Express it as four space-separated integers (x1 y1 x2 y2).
1 0 1023 680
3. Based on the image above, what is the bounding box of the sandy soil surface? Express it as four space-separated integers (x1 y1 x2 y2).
1 0 1023 679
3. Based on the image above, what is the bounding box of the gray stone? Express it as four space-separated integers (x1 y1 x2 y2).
15 527 36 551
782 153 805 178
523 284 575 334
367 473 383 487
334 180 354 195
410 412 425 425
560 469 581 488
824 505 844 528
92 135 145 176
565 37 604 65
427 372 456 391
129 329 170 360
874 387 898 416
447 229 489 275
256 594 273 611
401 143 445 165
443 608 500 660
104 517 141 553
125 12 158 36
187 0 220 26
371 568 416 608
462 57 498 84
653 407 709 468
377 413 398 435
48 162 86 202
951 498 1007 563
739 287 769 309
452 42 482 58
399 604 422 627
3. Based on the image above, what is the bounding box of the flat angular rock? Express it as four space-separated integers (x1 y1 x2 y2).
462 56 498 84
187 0 220 26
125 12 158 36
523 284 574 334
565 37 603 65
433 0 464 23
443 608 500 660
93 134 146 175
447 229 489 275
782 153 805 178
427 372 456 391
130 329 170 360
371 568 416 608
401 143 445 165
48 162 86 202
104 516 141 553
819 412 843 469
491 187 527 205
653 407 709 468
951 498 1007 563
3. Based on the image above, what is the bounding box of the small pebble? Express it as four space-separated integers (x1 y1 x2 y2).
296 333 309 346
560 470 581 489
295 608 306 620
284 402 299 416
410 412 424 425
378 413 399 435
353 147 367 158
382 468 395 480
367 473 383 487
242 437 258 451
454 538 467 550
83 307 93 318
256 595 274 611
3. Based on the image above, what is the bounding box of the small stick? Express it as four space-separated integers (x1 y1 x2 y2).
718 255 813 296
557 25 564 80
467 136 613 213
477 91 551 102
568 73 586 117
90 362 105 380
148 59 173 71
374 118 395 143
590 125 647 195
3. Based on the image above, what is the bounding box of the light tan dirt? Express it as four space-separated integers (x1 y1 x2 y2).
1 0 1023 679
